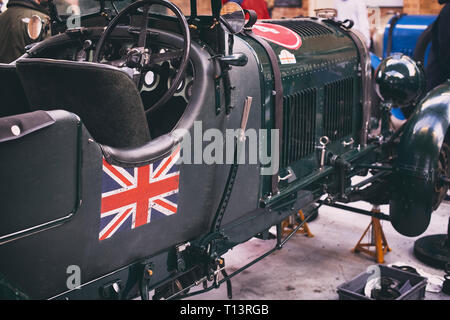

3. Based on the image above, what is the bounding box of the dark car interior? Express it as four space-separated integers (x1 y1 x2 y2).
15 26 193 145
1 4 221 151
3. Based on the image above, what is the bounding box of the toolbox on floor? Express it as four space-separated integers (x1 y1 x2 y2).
337 264 427 300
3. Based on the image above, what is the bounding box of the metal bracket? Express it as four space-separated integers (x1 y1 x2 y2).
342 138 355 147
278 168 293 182
175 242 190 272
99 280 122 300
239 96 253 142
138 260 154 300
316 136 330 169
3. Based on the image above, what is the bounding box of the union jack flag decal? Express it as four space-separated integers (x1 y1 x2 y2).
99 146 181 241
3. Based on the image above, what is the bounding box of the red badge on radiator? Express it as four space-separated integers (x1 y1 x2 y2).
252 22 302 50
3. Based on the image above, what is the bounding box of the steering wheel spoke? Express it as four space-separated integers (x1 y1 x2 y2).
93 0 191 114
138 4 151 48
149 49 183 64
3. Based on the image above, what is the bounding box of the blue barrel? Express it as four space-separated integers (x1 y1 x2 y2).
382 15 436 64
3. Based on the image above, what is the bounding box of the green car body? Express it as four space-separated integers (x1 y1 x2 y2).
0 0 448 299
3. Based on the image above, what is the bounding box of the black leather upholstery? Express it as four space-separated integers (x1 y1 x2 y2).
0 63 31 118
16 58 151 148
101 131 178 167
0 110 81 241
0 110 55 143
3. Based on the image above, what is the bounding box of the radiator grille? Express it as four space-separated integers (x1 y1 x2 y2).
281 88 317 168
269 20 333 38
323 77 354 142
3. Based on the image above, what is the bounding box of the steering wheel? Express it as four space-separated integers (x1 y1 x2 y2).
93 0 191 114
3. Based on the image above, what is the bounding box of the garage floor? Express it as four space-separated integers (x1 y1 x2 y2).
189 199 450 300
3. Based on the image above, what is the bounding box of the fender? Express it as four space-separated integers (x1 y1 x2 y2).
390 81 450 236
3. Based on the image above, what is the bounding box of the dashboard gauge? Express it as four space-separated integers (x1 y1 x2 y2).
144 71 156 87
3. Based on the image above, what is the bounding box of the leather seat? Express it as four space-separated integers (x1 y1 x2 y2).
16 58 151 148
0 63 31 118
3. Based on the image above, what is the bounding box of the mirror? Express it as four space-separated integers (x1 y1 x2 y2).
220 2 245 34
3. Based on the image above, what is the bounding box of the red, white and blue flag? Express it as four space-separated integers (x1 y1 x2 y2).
99 146 181 241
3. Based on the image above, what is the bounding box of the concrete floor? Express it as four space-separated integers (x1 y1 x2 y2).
188 198 450 300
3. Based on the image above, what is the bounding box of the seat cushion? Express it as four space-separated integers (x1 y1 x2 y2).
0 63 31 118
16 58 151 148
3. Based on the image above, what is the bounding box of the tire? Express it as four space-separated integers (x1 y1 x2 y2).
433 141 450 210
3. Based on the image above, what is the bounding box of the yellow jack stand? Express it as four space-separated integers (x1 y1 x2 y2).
352 206 391 263
281 210 314 238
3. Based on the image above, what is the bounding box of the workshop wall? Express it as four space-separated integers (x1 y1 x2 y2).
272 1 308 19
170 0 210 15
171 1 444 18
403 0 444 14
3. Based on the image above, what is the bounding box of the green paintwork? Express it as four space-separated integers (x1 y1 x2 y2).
237 18 361 200
5 1 449 299
397 81 450 172
260 144 378 208
390 80 450 236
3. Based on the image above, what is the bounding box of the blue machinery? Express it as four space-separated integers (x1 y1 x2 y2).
382 14 437 64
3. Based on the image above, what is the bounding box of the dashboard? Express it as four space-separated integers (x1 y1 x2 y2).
28 25 195 138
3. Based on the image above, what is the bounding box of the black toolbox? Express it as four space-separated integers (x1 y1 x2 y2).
337 264 427 300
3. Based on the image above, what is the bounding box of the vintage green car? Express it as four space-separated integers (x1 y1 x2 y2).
0 0 448 299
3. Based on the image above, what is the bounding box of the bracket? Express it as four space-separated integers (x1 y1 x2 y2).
138 260 154 300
